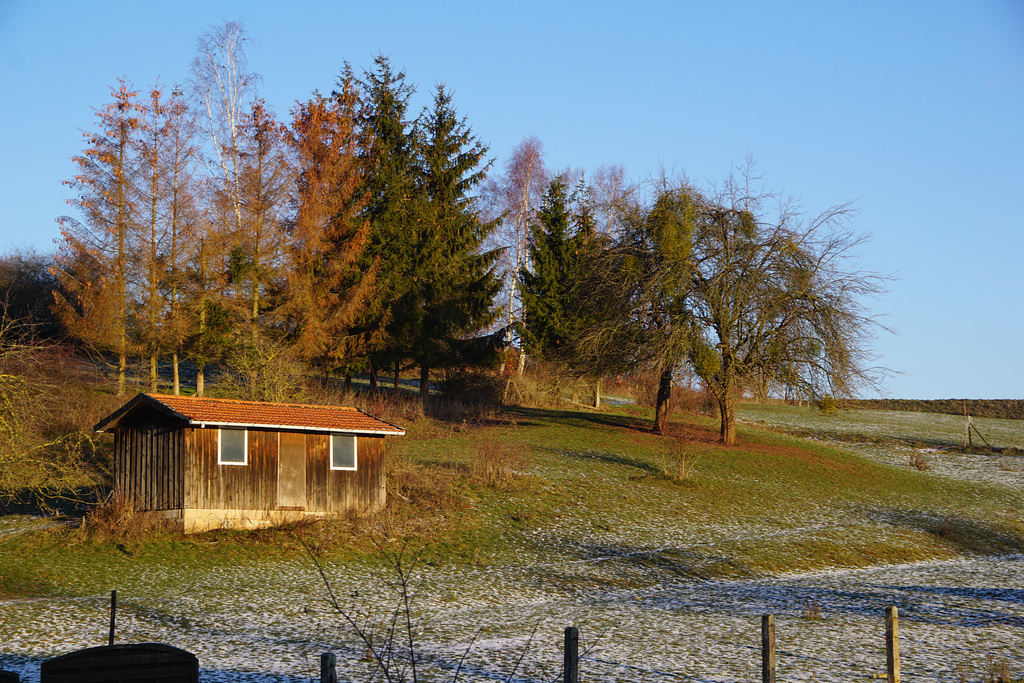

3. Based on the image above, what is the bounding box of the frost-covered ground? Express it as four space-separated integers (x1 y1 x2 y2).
2 406 1022 682
1 551 1022 682
739 405 1024 491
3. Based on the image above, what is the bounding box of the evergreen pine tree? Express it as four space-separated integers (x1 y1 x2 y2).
356 55 422 388
519 178 575 363
410 84 502 401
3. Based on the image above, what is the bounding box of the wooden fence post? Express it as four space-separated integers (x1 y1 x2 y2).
108 590 116 646
762 614 776 683
320 652 337 683
886 606 900 683
564 627 579 683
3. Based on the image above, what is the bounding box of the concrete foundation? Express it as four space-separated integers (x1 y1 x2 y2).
141 507 335 534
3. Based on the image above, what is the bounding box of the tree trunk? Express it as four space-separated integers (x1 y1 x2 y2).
369 360 379 393
344 374 352 393
394 359 401 395
419 364 430 408
654 367 673 434
719 393 736 445
117 353 127 397
172 352 180 395
594 378 602 409
196 365 205 397
149 354 158 393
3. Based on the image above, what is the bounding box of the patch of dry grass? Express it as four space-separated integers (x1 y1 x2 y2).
75 492 163 543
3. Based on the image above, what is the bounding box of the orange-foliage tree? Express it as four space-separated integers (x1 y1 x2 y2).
131 84 201 394
159 86 201 394
54 81 141 396
285 72 377 377
232 98 292 325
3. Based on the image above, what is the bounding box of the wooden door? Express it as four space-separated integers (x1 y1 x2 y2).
278 433 306 509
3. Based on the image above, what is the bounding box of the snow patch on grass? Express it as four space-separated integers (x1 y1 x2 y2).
1 555 1022 682
2 407 1022 681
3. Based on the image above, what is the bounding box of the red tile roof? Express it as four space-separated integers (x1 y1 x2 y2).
95 393 405 435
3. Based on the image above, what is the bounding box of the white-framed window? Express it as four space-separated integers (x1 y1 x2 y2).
330 434 357 470
218 428 248 465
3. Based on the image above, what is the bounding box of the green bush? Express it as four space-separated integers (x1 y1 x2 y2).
815 395 839 416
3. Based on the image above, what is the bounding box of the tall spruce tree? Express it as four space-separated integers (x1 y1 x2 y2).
356 55 421 389
519 177 602 370
409 83 501 401
520 178 572 362
518 176 618 398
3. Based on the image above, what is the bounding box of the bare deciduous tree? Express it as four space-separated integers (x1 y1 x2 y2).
687 169 889 444
482 136 547 376
188 20 260 238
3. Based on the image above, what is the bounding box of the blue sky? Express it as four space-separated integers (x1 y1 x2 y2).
1 1 1022 399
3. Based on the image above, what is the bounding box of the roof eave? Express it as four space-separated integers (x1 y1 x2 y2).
94 393 186 433
190 420 405 436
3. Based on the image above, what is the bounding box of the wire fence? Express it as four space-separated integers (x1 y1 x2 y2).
314 607 1019 683
2 594 1021 683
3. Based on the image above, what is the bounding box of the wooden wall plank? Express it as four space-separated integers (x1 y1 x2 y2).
111 405 390 521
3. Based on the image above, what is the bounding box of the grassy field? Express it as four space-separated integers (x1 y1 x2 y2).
738 402 1024 451
2 402 1022 597
1 401 1023 681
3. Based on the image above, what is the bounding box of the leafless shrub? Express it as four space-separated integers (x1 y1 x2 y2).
472 431 527 487
300 381 424 426
385 449 457 520
631 370 713 416
77 492 163 542
437 367 503 405
222 326 305 403
504 370 559 408
984 655 1015 683
660 437 704 482
0 337 115 507
909 451 931 471
303 541 545 683
802 598 822 620
361 391 425 425
938 519 954 538
427 395 500 424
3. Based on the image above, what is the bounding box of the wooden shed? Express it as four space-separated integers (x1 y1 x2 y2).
94 393 405 533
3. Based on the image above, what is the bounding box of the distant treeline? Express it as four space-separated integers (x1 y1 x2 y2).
847 399 1024 421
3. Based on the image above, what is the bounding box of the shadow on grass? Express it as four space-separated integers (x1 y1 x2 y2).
869 508 1024 556
0 486 102 518
770 425 1024 455
521 535 751 592
530 536 1024 629
874 583 1024 606
503 406 652 432
637 574 1024 628
541 445 661 476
